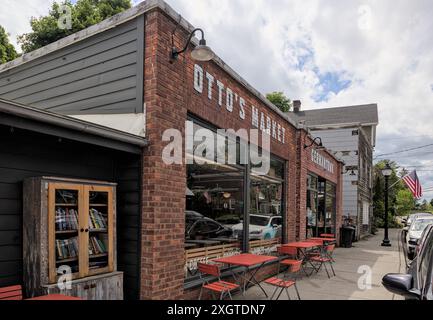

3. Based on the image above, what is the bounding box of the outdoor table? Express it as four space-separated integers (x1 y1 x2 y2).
26 294 82 300
213 253 278 297
283 241 322 276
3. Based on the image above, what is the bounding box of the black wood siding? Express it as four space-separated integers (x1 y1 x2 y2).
0 17 144 115
0 125 141 299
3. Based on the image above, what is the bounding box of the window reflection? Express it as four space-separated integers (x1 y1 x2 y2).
306 174 336 237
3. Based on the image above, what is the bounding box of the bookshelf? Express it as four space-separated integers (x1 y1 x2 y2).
23 177 123 300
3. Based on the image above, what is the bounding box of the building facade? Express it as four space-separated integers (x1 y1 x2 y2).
0 0 344 299
290 102 378 239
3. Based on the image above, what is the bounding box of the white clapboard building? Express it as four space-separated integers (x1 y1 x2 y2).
289 102 379 239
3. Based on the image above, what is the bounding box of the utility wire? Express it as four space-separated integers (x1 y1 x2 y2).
374 142 433 159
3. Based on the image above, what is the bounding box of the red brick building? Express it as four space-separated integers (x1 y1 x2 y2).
0 0 343 300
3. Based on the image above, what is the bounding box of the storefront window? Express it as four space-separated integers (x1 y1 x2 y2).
306 174 336 237
184 117 286 280
249 157 284 253
306 175 318 238
185 120 244 279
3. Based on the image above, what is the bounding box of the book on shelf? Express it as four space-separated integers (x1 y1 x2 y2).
89 208 107 230
55 207 78 231
88 236 108 256
56 237 78 260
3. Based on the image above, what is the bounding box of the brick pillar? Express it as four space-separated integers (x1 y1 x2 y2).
286 130 298 243
140 9 187 300
296 130 308 241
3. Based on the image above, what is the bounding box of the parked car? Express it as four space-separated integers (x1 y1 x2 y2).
231 214 282 240
406 216 433 260
403 212 432 239
383 223 433 300
185 211 233 240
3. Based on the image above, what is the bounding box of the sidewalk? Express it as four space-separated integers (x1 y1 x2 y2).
237 229 405 300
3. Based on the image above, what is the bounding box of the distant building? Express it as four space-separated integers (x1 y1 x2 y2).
290 101 379 239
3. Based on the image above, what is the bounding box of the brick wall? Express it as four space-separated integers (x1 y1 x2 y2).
141 8 343 300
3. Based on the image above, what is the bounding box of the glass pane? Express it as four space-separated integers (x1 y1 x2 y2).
325 195 336 234
55 189 79 275
306 190 318 238
88 191 109 271
249 156 284 255
185 160 244 279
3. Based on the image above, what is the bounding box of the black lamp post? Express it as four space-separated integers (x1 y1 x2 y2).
381 163 392 247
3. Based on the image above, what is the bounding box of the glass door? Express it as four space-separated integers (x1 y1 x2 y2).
48 183 83 283
84 185 114 276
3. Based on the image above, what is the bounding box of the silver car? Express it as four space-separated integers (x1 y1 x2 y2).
406 215 433 260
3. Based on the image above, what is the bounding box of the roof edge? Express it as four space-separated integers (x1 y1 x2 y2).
0 98 148 147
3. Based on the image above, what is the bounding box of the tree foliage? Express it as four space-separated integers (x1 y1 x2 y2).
373 159 431 229
395 189 416 216
266 91 292 113
0 25 17 64
18 0 131 53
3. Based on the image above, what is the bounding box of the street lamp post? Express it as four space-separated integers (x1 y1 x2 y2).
381 163 392 247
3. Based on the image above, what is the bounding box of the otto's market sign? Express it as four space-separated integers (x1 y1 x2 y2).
311 149 334 174
193 64 287 144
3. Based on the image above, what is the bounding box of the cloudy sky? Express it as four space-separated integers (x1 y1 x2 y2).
1 0 433 197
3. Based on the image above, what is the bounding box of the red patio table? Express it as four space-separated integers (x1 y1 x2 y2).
283 241 322 276
213 253 278 297
26 294 82 300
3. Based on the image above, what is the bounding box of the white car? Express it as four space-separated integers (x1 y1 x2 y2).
406 215 433 260
232 214 282 240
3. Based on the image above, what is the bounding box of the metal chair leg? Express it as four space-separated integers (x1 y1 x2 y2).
285 287 291 300
270 286 279 300
330 262 336 276
323 262 330 278
198 286 203 300
276 288 284 300
294 283 301 300
228 290 233 300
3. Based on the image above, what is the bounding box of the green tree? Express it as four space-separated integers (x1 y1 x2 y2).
266 92 292 112
0 25 17 64
395 189 416 216
18 0 131 53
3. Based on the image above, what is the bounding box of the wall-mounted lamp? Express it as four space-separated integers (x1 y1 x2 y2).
304 137 324 150
170 28 215 63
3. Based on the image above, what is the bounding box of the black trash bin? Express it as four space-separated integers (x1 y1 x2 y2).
340 226 355 248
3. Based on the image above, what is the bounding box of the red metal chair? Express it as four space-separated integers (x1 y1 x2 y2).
278 246 300 267
0 285 23 300
265 260 302 300
310 244 336 278
197 262 240 300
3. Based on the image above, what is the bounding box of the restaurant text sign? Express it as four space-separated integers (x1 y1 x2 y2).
311 149 334 173
193 64 287 144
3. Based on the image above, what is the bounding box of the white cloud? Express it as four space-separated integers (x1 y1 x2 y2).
2 0 433 197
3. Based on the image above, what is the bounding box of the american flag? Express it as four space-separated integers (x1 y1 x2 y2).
402 170 423 199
